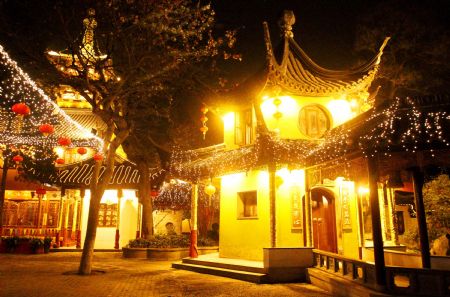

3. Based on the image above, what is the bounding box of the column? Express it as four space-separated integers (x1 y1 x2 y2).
304 170 312 247
367 157 386 289
136 202 141 239
114 189 122 249
189 183 198 258
269 163 277 247
411 167 431 268
76 189 85 249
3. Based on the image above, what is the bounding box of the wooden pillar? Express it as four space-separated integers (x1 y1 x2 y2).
36 193 43 227
0 158 9 232
76 189 85 248
367 157 386 289
268 164 277 248
115 189 122 249
189 183 198 258
136 200 141 239
411 167 431 268
304 170 312 247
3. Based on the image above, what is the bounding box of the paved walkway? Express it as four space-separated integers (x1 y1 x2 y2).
0 252 332 297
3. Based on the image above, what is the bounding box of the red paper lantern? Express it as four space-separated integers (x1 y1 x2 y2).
12 155 23 164
200 126 208 133
39 124 54 136
200 105 208 114
55 158 65 165
57 137 71 146
11 103 30 116
200 115 208 123
35 188 46 195
77 147 87 155
93 153 103 162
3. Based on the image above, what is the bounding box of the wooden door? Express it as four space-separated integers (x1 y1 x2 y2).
311 188 337 253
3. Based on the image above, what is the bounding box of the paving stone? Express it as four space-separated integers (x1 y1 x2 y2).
0 252 332 297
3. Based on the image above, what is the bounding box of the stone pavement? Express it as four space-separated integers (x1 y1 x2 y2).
0 252 332 297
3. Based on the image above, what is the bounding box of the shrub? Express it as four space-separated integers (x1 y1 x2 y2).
30 238 44 252
127 234 216 248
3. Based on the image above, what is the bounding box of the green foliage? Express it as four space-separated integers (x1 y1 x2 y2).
355 0 450 98
43 237 52 248
423 174 450 239
29 238 44 250
127 234 216 248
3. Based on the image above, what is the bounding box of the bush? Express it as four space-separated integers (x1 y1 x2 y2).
29 238 44 252
127 234 216 248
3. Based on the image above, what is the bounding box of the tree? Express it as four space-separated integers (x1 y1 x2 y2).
423 174 450 240
0 0 236 274
354 0 450 99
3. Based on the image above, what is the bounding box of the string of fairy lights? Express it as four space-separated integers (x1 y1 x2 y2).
0 44 103 160
170 96 450 180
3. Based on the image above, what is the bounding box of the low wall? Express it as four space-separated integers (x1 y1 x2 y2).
263 247 314 283
123 246 218 260
363 248 450 270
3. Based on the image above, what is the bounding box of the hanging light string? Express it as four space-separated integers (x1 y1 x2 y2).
0 44 103 152
170 96 450 180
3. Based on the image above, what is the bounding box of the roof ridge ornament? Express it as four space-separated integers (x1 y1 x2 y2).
278 10 295 38
82 8 97 58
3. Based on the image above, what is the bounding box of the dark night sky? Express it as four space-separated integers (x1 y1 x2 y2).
212 0 380 79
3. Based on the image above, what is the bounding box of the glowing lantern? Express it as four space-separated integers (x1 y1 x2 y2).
39 124 54 136
204 183 216 196
11 103 30 116
57 137 71 146
36 188 46 195
55 158 65 165
12 154 23 164
93 153 103 162
77 147 87 155
200 105 209 139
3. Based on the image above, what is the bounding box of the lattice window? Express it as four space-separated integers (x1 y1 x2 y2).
98 203 118 227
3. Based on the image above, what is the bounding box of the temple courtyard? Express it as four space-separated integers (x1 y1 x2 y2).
0 252 332 297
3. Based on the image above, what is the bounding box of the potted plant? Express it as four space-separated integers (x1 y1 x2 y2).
30 238 44 254
43 237 52 253
4 236 19 253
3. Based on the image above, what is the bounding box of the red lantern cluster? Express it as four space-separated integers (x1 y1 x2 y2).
55 158 65 165
77 147 87 155
57 137 71 146
39 124 54 136
11 103 30 116
12 154 23 164
93 153 103 162
200 105 209 139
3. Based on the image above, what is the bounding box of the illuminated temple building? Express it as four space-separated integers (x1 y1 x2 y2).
172 11 450 295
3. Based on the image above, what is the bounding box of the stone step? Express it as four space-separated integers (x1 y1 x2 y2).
181 257 265 274
172 262 268 284
307 268 397 297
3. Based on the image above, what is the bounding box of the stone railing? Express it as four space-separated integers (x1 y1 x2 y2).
313 249 450 296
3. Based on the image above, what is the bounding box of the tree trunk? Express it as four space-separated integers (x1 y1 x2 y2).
78 145 118 275
0 158 9 230
138 161 153 239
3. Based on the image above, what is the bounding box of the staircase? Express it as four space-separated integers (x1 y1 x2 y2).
172 253 268 283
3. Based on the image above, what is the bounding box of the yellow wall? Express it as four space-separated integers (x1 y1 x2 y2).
220 171 270 261
219 168 306 261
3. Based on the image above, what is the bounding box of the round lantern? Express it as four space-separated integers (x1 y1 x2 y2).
77 147 87 155
93 153 103 162
200 115 208 124
200 105 209 139
39 124 54 136
57 137 71 146
11 103 30 116
36 188 46 195
204 183 216 196
200 105 208 114
55 158 65 165
200 126 208 133
12 154 23 164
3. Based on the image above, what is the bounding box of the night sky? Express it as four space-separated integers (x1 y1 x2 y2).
212 0 379 78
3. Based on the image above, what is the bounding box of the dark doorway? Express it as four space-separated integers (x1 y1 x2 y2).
311 187 338 253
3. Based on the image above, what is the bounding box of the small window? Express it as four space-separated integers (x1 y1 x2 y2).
235 108 253 145
98 203 118 227
237 191 257 219
298 105 330 138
